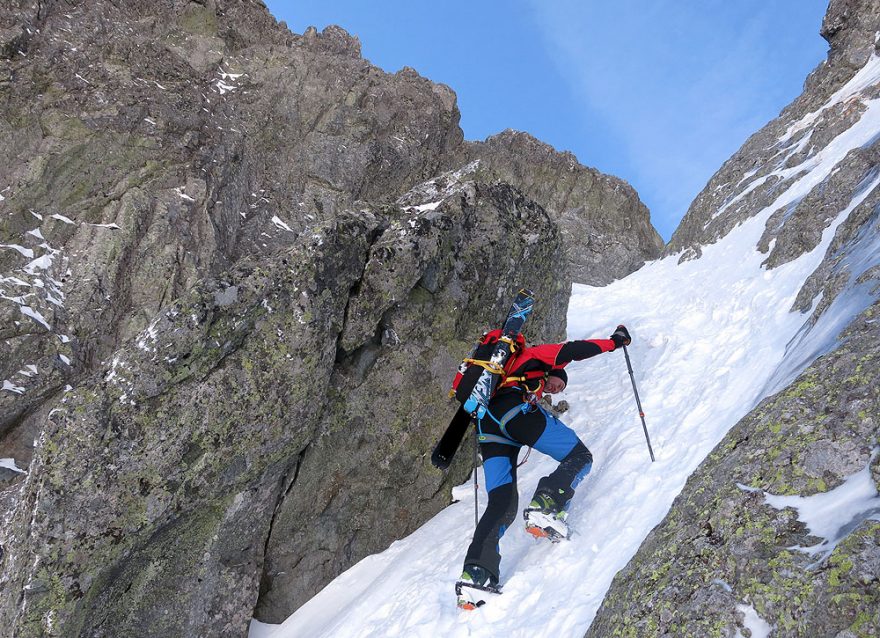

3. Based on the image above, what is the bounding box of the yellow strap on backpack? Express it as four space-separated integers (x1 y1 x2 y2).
462 358 505 375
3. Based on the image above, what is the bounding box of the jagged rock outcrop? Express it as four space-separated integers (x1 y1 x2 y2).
822 0 880 73
0 172 568 636
449 130 664 285
589 1 880 635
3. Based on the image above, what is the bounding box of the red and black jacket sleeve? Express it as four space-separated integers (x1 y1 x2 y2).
517 338 616 369
555 338 617 365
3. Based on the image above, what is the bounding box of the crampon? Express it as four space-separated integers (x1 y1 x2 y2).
523 508 570 542
455 580 501 610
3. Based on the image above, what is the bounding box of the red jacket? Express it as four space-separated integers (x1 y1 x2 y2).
499 338 616 398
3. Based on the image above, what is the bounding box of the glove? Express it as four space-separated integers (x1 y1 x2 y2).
610 324 631 349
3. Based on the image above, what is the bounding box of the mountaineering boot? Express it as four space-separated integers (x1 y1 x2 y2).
523 489 570 542
455 564 501 610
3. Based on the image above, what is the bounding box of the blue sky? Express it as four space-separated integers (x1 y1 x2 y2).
264 1 829 241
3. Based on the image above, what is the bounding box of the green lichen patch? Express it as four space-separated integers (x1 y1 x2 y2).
1 214 376 636
176 4 219 37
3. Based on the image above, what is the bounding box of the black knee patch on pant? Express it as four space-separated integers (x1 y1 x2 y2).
568 441 592 468
534 441 593 507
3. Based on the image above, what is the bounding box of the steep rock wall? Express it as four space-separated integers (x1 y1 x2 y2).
0 0 464 475
0 171 568 635
0 212 376 636
0 0 657 481
255 174 568 621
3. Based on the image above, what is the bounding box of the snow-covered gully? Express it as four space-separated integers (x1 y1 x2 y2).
251 56 880 638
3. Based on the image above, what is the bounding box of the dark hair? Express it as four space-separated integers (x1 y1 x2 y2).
547 368 568 387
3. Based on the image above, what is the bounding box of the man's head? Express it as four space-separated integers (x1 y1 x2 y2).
544 368 568 394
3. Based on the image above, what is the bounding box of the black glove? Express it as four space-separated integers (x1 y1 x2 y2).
610 324 631 349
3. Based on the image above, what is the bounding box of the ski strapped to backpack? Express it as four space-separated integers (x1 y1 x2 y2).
449 329 526 406
457 289 535 419
430 289 536 470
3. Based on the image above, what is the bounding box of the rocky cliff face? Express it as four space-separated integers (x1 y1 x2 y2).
0 0 659 635
0 171 567 636
587 303 880 637
589 1 880 635
449 130 664 285
253 173 571 622
0 0 463 470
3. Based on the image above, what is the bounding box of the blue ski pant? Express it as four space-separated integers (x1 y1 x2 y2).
463 396 593 581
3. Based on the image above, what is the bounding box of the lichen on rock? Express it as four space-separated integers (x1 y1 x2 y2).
0 214 374 636
586 301 880 638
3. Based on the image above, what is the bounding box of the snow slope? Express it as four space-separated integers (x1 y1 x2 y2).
250 58 880 638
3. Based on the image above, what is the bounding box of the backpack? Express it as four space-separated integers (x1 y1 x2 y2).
450 329 527 404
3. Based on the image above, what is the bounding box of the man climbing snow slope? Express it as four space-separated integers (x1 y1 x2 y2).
457 325 632 610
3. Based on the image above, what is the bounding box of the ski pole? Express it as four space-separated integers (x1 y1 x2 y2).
473 422 479 527
622 344 655 462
